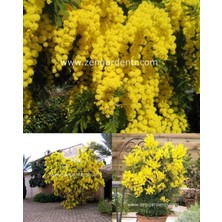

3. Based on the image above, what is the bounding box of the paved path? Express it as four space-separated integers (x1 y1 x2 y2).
112 216 178 222
23 199 111 222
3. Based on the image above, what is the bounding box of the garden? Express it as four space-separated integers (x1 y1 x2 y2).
23 0 200 133
23 133 200 221
112 134 200 222
23 134 112 221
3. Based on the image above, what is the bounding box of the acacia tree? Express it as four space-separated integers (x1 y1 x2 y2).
43 147 105 209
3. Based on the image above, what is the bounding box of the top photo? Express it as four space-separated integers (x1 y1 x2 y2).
23 0 200 133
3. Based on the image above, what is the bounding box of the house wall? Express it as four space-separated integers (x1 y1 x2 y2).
24 174 39 198
112 133 200 180
95 186 104 201
24 174 53 198
25 173 108 201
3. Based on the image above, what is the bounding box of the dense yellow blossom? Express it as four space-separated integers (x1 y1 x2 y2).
23 0 45 89
51 10 78 77
23 0 200 132
164 0 183 32
122 135 187 202
182 0 200 93
43 147 105 209
144 134 159 148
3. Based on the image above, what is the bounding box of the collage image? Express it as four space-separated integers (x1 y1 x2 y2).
23 0 200 222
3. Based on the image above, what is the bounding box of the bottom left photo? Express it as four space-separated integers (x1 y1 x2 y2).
23 133 111 222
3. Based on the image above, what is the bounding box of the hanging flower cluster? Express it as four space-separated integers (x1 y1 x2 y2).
23 0 200 133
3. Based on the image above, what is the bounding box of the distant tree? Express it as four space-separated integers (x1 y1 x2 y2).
23 155 31 173
29 158 47 188
89 133 112 163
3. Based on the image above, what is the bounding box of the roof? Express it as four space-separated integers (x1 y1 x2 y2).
59 144 84 158
101 164 112 172
31 143 84 163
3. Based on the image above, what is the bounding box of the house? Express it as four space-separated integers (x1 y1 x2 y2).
24 143 112 201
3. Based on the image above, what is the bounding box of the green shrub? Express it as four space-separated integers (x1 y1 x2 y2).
48 193 64 202
98 199 112 215
33 193 47 203
33 193 64 203
176 204 200 222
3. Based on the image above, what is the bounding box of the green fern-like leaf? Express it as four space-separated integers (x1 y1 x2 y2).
113 87 126 98
63 91 99 133
63 90 128 133
101 107 128 133
43 0 81 26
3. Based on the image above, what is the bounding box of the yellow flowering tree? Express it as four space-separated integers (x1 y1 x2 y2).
43 148 105 209
122 135 187 217
23 0 200 133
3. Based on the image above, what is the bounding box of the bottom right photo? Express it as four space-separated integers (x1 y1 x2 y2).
112 134 200 222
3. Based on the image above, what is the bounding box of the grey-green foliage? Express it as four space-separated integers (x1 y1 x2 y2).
112 191 129 214
176 204 200 222
98 199 112 215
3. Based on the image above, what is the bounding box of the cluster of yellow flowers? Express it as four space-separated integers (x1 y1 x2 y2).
164 0 184 32
23 0 46 88
182 0 200 93
43 148 104 209
23 0 199 132
157 74 188 133
164 0 200 93
67 0 127 117
119 2 179 133
122 135 187 203
51 11 78 77
23 0 52 121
